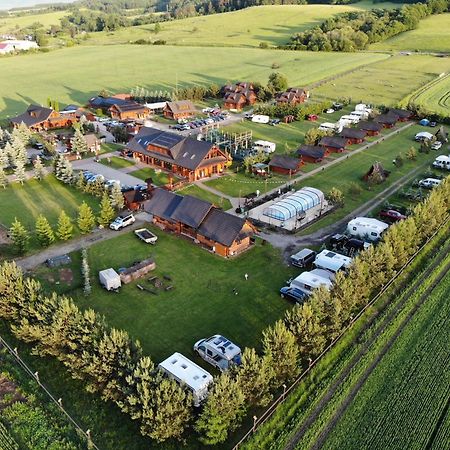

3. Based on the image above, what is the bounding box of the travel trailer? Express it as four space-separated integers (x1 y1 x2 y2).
194 335 242 371
347 217 389 242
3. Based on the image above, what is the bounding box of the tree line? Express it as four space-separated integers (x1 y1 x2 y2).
0 174 448 444
284 0 450 51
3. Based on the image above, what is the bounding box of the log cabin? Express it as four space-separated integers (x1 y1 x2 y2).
319 136 348 153
268 155 304 175
163 100 197 120
109 101 150 121
10 105 78 131
338 127 367 145
276 88 308 106
388 108 413 122
144 188 256 257
356 121 383 136
126 127 230 182
222 82 257 110
296 145 329 163
374 112 399 128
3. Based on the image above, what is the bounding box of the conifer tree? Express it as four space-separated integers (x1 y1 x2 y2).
81 248 91 296
98 193 115 227
12 122 31 146
56 210 73 241
195 373 246 445
110 183 124 210
11 134 27 166
14 160 26 184
71 127 88 155
9 218 29 254
0 167 8 188
35 214 55 247
75 171 87 191
3 142 14 167
0 146 9 169
77 202 96 234
33 155 46 180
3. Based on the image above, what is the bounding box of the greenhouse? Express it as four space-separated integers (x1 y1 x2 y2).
263 187 324 221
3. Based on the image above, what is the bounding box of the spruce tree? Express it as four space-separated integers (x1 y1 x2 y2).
33 156 46 180
81 248 91 296
0 167 8 188
0 147 9 169
71 127 88 155
75 171 87 191
14 160 26 184
11 135 27 166
9 218 29 254
35 214 55 247
3 142 14 167
77 202 96 234
56 210 73 240
110 183 124 210
98 193 115 227
195 373 246 445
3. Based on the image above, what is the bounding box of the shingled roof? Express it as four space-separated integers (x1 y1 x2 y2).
319 136 348 149
89 96 128 109
269 155 302 171
357 121 383 132
389 108 412 119
338 128 367 140
144 188 183 222
198 209 247 247
127 127 226 171
296 145 327 159
374 112 399 125
10 104 53 127
170 195 212 228
165 100 197 115
109 101 148 113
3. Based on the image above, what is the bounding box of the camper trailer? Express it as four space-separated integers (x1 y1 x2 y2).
158 352 213 406
319 122 341 132
194 335 242 371
314 250 353 273
347 217 389 242
433 155 450 170
252 115 270 124
355 103 372 114
99 268 121 291
350 110 369 120
418 178 441 189
253 140 276 154
280 269 333 301
340 114 360 124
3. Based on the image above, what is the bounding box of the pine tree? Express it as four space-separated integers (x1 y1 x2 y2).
56 210 73 240
0 167 8 188
9 218 29 254
11 134 27 166
98 193 115 227
3 142 14 167
75 171 87 191
262 320 299 384
14 160 26 184
71 127 88 155
12 123 31 146
33 156 46 180
81 248 91 296
35 214 55 247
110 183 124 210
195 373 246 445
0 147 9 169
77 202 96 234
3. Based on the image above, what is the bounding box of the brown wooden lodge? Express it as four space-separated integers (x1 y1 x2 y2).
296 145 329 163
338 127 367 145
144 188 256 257
163 100 197 120
127 127 230 182
222 82 257 110
109 102 149 121
10 104 78 131
276 87 308 106
357 121 383 136
319 136 348 153
269 155 304 175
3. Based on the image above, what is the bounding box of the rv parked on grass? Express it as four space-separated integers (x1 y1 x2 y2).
252 115 270 124
418 178 441 189
99 268 121 291
350 110 369 120
280 269 333 301
319 122 341 132
158 352 213 406
347 217 389 242
433 155 450 170
340 114 360 124
253 139 276 154
314 250 353 273
194 335 242 371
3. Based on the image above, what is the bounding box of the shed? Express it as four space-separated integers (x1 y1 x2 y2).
119 258 156 284
363 162 390 182
99 268 121 291
268 155 303 175
296 145 329 163
319 136 347 153
263 187 324 221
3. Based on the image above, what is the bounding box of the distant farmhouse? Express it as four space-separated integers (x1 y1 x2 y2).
222 82 257 110
144 188 256 257
127 127 230 181
0 39 38 55
10 105 78 131
276 87 309 106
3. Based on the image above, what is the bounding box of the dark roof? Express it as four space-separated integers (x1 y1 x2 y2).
110 101 148 113
198 208 247 247
276 88 306 103
89 96 128 109
165 100 197 115
170 195 212 228
144 188 183 221
10 104 54 127
389 108 412 119
296 145 326 159
338 128 367 140
123 189 147 204
62 104 79 112
269 155 302 171
319 136 347 149
374 113 399 125
127 127 226 171
357 121 383 132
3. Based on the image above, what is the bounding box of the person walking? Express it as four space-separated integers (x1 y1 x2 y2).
244 273 249 281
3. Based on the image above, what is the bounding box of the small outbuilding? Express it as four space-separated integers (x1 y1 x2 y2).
319 136 348 153
296 145 329 163
338 127 367 145
99 268 122 291
375 112 399 128
268 155 303 175
119 258 156 284
389 108 413 122
356 121 383 136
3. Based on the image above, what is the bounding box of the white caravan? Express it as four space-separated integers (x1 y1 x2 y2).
252 115 270 124
290 269 333 295
340 114 360 124
314 250 353 273
433 155 450 170
347 217 389 242
253 140 276 154
99 268 121 291
194 335 242 371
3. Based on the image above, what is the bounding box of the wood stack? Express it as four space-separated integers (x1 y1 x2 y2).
120 258 156 284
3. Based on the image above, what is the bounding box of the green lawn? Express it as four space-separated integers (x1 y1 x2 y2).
99 155 136 170
0 10 67 33
0 45 388 119
35 232 296 362
313 54 450 107
130 167 171 185
371 13 450 53
176 184 233 210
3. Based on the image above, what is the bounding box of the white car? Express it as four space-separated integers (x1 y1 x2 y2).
418 178 441 189
431 141 442 150
110 214 136 230
325 108 335 114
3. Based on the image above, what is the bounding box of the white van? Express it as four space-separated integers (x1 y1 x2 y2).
251 115 270 124
418 178 441 189
433 155 450 170
253 140 276 154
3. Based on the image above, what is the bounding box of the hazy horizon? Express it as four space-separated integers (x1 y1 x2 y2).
0 0 75 10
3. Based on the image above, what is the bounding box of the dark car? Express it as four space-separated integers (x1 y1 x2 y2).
344 238 370 256
379 209 406 222
270 119 281 126
280 286 308 303
429 121 437 127
329 234 348 250
332 102 344 110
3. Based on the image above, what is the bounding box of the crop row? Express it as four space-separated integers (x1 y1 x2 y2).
0 421 19 450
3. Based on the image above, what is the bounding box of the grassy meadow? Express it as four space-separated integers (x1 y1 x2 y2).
0 45 388 119
313 54 450 106
371 13 450 53
409 74 450 116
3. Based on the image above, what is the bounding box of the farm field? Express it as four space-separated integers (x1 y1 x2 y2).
313 54 450 107
408 73 450 117
371 13 450 53
34 232 296 362
321 268 450 450
0 10 67 33
0 45 389 119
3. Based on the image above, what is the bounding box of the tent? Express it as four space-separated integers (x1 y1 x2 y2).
419 118 430 126
363 162 390 182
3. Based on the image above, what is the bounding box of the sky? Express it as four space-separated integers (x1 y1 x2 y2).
0 0 75 10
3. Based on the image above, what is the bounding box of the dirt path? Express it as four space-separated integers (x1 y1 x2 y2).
283 241 450 450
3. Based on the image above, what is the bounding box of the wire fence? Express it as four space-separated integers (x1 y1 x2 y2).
0 335 100 450
232 214 450 450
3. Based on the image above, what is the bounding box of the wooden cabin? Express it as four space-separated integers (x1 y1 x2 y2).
222 82 257 110
276 88 308 106
338 128 367 145
389 108 413 122
296 145 329 163
109 102 149 121
357 121 383 136
268 155 304 175
10 105 77 131
127 127 230 182
374 112 399 128
144 188 256 257
163 100 197 120
319 136 348 153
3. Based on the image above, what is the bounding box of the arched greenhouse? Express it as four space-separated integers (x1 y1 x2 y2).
263 187 324 221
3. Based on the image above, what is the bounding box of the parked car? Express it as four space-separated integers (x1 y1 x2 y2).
429 121 437 127
110 214 136 230
290 248 316 268
379 209 406 222
329 234 348 251
332 102 343 110
33 142 45 150
431 141 442 150
418 178 441 189
279 285 308 303
194 335 242 371
325 108 335 114
270 119 281 126
134 228 158 244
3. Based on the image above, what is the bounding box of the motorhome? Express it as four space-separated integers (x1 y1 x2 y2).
251 115 270 124
415 131 434 142
319 122 340 132
290 248 316 267
340 114 360 124
347 217 389 242
158 352 213 406
433 155 450 170
253 139 276 154
355 103 372 114
280 269 333 301
314 250 353 273
194 335 242 371
350 110 369 120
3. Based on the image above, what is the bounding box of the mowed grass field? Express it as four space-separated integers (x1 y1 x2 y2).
371 13 450 53
314 54 450 106
0 10 67 33
0 45 388 119
409 73 450 116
